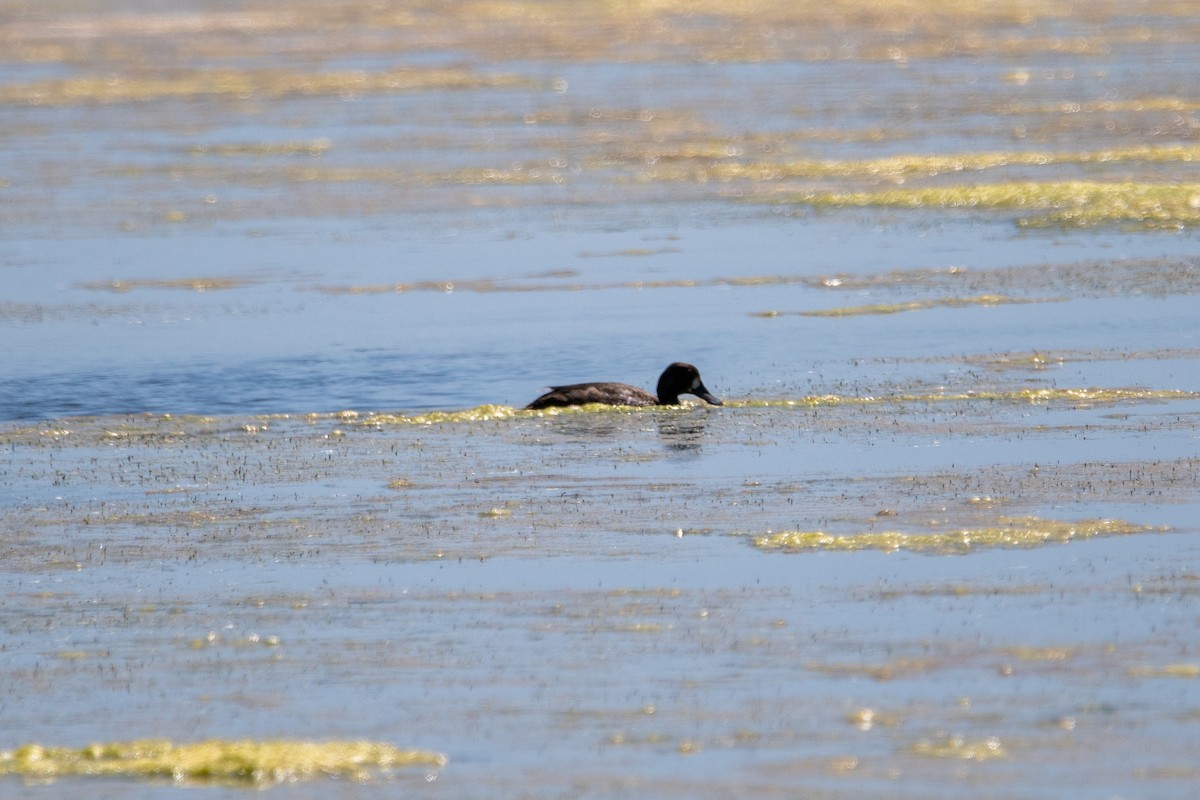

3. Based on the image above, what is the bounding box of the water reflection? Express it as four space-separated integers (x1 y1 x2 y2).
530 407 713 456
539 414 629 441
656 411 711 456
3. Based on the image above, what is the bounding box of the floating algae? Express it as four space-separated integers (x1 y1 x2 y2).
4 384 1191 450
697 143 1200 184
0 739 446 786
752 516 1165 555
359 404 522 426
1127 664 1200 679
727 387 1198 410
0 66 532 106
911 736 1007 761
354 402 712 426
79 277 257 293
776 182 1200 229
303 255 1200 300
333 386 1200 428
792 294 1058 317
950 347 1200 372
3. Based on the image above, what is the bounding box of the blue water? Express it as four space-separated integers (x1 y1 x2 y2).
4 212 1197 421
1 2 1197 424
4 5 1200 798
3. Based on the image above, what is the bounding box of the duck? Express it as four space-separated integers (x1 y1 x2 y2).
526 362 723 410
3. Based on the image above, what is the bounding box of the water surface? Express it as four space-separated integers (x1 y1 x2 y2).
2 1 1199 797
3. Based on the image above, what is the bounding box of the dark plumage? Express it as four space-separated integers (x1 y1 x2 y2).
526 362 722 410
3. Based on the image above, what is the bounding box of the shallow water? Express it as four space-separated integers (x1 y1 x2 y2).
3 406 1200 798
2 1 1200 797
3 217 1198 420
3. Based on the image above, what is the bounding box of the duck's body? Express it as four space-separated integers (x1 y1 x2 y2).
526 362 722 410
528 381 661 408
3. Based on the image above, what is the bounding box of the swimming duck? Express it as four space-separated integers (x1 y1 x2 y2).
526 362 723 410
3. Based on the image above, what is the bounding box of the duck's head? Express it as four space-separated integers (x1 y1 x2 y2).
657 362 723 406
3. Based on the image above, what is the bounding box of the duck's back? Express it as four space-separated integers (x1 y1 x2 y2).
526 381 658 409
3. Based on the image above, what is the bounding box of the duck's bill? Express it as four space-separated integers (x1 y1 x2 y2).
693 383 723 406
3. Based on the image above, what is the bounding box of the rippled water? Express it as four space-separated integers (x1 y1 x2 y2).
4 215 1197 420
3 1 1200 798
